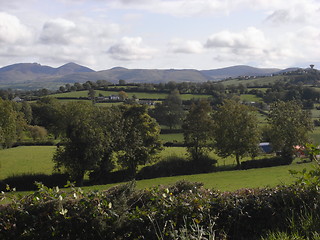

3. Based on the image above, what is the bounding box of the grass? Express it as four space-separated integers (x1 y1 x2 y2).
50 90 211 101
0 146 56 179
86 161 314 192
0 145 316 196
220 75 286 86
310 127 320 144
160 133 184 143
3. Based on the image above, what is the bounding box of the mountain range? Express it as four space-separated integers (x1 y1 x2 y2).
0 62 297 90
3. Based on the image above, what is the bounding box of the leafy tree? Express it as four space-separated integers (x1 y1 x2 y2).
31 97 64 138
53 102 104 186
0 99 26 148
88 88 96 103
21 101 33 124
152 89 185 129
182 100 214 161
28 125 48 141
115 105 162 176
118 91 128 101
267 100 313 161
213 99 260 168
89 106 121 182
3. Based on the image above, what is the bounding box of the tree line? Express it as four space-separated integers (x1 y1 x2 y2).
0 93 313 185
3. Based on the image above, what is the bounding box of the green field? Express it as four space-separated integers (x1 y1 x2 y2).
85 161 313 192
0 146 314 193
220 75 285 86
160 133 184 143
0 146 56 179
50 90 211 101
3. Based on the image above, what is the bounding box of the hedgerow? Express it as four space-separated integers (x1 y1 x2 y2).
0 180 319 239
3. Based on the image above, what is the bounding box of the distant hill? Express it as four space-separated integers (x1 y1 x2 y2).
0 62 296 89
201 65 280 80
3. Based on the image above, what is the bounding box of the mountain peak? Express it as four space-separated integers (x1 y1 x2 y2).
56 62 95 74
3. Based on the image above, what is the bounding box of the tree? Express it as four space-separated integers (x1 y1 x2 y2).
0 99 26 148
28 125 48 141
31 97 64 138
21 101 32 124
115 105 162 176
267 100 313 161
118 91 128 101
213 99 260 168
152 89 185 129
53 102 104 186
88 88 96 103
182 100 214 161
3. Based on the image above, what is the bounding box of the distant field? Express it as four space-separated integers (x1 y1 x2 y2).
160 133 184 143
50 90 211 100
221 75 285 86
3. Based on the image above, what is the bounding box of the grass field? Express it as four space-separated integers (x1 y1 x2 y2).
220 75 285 86
160 133 184 143
86 161 313 192
0 146 56 179
0 146 315 193
50 90 211 101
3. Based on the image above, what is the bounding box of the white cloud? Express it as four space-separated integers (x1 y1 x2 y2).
40 18 77 44
265 1 319 25
0 12 33 44
168 38 203 54
108 37 157 61
205 27 267 50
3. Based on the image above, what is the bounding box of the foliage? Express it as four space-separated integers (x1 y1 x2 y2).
115 104 162 176
31 97 64 138
27 125 48 141
241 156 291 169
0 98 26 148
182 100 215 161
152 89 185 129
53 102 105 186
0 173 69 191
213 99 261 168
268 100 313 161
137 155 217 180
1 180 320 239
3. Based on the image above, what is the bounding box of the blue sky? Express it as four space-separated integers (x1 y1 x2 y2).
0 0 319 70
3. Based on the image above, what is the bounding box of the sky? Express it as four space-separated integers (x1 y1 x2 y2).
0 0 319 71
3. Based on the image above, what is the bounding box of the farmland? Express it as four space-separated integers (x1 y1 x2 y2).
0 145 314 193
50 90 212 101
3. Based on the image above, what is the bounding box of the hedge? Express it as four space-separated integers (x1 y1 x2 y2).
0 180 319 239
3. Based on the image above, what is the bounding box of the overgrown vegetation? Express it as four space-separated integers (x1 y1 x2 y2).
1 173 319 240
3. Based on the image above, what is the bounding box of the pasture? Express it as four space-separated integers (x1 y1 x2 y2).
0 146 56 179
220 75 285 86
49 90 211 101
0 146 314 193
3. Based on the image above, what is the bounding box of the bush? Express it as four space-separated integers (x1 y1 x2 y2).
241 156 292 169
0 181 319 239
0 173 69 191
136 156 217 179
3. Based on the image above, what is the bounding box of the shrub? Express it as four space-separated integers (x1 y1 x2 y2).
137 156 217 179
0 180 319 239
241 156 291 169
0 173 69 191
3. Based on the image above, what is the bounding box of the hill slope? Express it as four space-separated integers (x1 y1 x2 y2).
0 62 292 89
